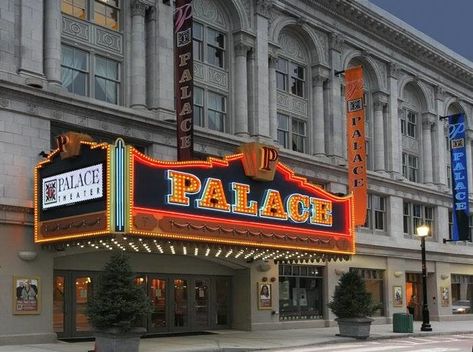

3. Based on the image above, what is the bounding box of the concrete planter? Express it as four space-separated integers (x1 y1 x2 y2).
335 317 373 339
94 327 146 352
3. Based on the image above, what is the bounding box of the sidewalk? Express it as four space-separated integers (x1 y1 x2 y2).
1 320 473 352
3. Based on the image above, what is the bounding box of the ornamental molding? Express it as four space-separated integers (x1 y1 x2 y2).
131 0 148 17
256 0 273 18
304 0 473 88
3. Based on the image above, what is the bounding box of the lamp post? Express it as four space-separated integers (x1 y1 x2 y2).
416 224 432 332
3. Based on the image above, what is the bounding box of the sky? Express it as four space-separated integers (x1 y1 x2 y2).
368 0 473 62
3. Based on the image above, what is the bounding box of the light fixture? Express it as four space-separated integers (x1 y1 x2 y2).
416 224 432 332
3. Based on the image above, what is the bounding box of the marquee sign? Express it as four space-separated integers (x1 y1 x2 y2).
34 136 355 255
34 136 111 243
130 148 355 254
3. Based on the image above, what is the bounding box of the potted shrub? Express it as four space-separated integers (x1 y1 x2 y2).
327 271 378 339
87 252 152 352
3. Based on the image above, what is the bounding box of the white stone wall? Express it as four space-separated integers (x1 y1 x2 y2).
0 0 473 340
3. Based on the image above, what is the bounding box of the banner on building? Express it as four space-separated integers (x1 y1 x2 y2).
345 66 367 226
174 0 193 161
448 113 470 241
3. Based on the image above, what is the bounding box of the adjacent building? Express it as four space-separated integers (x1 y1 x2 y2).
1 0 473 344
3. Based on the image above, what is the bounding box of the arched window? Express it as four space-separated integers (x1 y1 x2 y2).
276 29 309 153
192 0 230 133
400 83 423 183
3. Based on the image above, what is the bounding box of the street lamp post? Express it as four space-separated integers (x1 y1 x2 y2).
416 224 432 332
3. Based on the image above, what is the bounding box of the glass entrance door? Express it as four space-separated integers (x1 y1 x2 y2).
193 278 210 329
148 277 167 332
173 278 189 329
53 271 95 338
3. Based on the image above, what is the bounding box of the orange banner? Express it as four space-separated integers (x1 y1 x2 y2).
345 66 367 226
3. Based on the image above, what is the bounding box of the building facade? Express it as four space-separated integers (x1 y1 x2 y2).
1 0 473 344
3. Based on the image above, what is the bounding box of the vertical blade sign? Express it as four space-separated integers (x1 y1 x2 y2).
449 113 470 241
174 0 193 161
345 66 367 226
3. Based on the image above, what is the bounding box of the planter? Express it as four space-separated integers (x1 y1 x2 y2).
335 317 373 339
94 327 146 352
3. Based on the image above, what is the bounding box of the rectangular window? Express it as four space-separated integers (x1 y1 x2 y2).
277 113 289 149
363 194 386 231
291 118 306 153
207 28 225 68
447 165 452 189
207 91 226 132
279 265 324 320
94 0 119 31
402 152 418 182
193 22 204 62
62 0 87 20
276 58 288 92
350 268 385 317
61 45 89 96
407 111 417 138
289 62 305 98
94 56 119 104
193 86 204 127
403 202 435 236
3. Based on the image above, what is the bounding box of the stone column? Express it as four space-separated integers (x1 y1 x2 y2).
44 0 61 85
467 131 473 198
386 63 402 178
433 86 447 186
327 33 344 164
268 54 278 142
235 42 250 136
130 0 148 109
422 113 435 185
373 92 388 173
312 66 329 156
145 6 157 109
19 0 45 85
252 0 272 140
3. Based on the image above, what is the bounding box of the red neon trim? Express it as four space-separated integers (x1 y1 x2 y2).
132 207 354 240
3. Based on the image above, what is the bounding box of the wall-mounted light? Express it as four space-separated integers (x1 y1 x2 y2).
394 271 403 278
17 251 38 261
440 274 449 280
335 269 345 276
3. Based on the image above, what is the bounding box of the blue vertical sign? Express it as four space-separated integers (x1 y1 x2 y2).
449 113 470 241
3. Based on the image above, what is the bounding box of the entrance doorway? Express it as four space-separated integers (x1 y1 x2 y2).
54 271 231 338
406 273 422 321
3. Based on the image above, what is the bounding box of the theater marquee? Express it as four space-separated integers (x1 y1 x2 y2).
34 136 355 256
129 147 355 255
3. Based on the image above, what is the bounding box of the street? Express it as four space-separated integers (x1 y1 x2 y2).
265 334 473 352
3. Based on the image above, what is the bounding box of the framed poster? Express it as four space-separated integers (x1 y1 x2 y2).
393 286 403 307
13 276 41 315
440 287 449 307
258 282 272 310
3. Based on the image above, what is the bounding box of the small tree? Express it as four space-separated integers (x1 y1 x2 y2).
87 252 152 331
327 271 378 319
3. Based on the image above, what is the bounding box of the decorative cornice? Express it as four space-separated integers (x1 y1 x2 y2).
306 0 473 88
256 0 273 18
131 0 149 17
388 62 401 79
329 32 344 52
0 204 33 214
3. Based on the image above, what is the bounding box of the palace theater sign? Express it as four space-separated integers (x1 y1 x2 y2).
35 136 355 257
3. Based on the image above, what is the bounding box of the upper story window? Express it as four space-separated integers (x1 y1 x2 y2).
403 201 434 237
61 44 120 104
193 22 225 69
402 152 419 182
362 194 386 231
193 87 226 132
277 113 306 153
401 109 417 138
276 58 305 98
61 0 120 31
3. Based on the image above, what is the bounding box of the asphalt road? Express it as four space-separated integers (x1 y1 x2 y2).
266 334 473 352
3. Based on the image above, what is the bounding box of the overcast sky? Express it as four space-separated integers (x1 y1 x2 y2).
368 0 473 62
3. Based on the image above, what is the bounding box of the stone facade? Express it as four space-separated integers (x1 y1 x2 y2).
1 0 473 344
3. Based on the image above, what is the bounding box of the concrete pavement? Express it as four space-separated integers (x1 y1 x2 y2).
1 320 473 352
